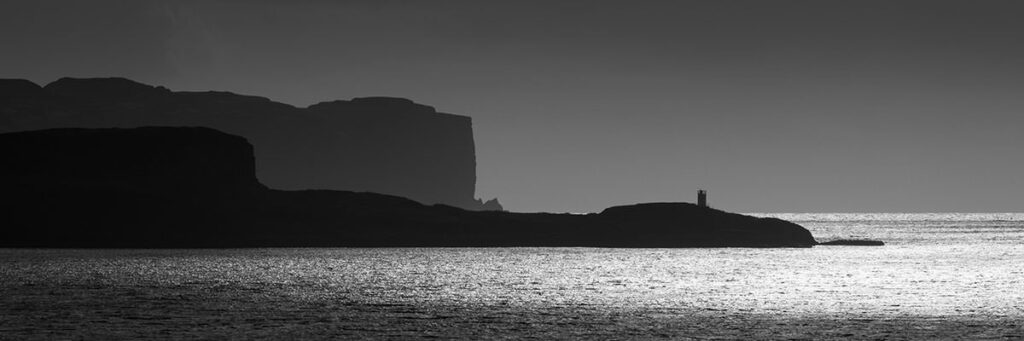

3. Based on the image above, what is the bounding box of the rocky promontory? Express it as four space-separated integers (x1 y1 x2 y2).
0 127 817 248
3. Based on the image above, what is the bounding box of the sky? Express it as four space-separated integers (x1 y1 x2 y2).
2 0 1023 213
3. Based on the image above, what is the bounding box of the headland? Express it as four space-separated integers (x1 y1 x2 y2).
0 127 817 248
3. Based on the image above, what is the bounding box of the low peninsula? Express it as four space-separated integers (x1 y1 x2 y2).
0 127 817 248
819 239 885 246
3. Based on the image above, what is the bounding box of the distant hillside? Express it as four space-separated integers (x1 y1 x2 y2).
0 127 816 248
0 77 501 211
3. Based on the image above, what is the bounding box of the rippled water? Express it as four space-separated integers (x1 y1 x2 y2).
2 213 1023 339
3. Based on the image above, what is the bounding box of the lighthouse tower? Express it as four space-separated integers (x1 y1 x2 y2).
697 189 707 208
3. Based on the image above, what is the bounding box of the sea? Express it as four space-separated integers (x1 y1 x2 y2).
1 213 1022 340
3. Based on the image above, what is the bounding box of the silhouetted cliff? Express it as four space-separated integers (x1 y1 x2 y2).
0 127 816 248
0 77 498 210
0 127 261 194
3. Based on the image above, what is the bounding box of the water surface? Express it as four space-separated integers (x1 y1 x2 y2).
1 213 1022 339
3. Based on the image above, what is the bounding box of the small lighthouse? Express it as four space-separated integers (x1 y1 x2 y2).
697 189 707 208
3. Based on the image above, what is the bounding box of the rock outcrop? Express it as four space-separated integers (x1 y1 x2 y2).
0 77 498 210
819 239 884 246
0 127 816 248
597 203 817 247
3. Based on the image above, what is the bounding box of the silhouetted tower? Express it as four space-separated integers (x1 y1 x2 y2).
697 189 707 208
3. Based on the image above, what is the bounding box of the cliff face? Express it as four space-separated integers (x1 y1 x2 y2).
0 77 496 210
0 127 817 248
305 97 477 209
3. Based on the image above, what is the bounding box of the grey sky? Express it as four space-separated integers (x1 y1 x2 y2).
3 0 1022 212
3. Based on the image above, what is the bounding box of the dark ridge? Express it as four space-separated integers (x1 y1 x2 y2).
44 77 171 102
348 96 434 111
0 79 43 98
175 91 281 105
0 127 262 194
0 127 816 248
0 77 498 211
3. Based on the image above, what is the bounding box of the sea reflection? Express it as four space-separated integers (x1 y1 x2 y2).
1 214 1022 339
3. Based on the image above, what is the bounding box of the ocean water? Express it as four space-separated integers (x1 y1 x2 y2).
1 213 1023 340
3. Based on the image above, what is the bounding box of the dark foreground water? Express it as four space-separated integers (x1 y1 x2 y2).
2 213 1023 340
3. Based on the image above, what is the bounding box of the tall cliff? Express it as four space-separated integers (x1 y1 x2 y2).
0 77 498 210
